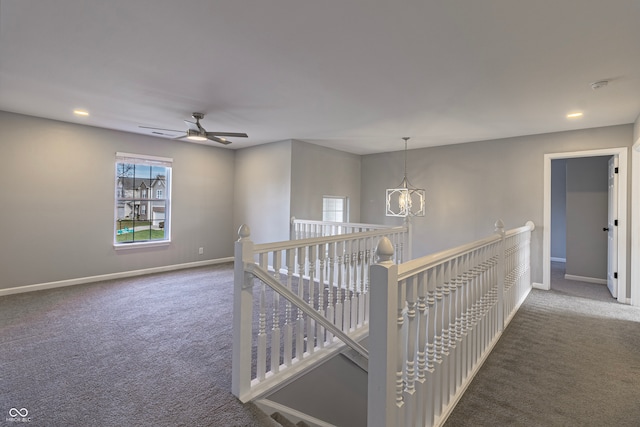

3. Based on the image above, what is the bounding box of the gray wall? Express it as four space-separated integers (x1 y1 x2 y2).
2 110 634 292
565 157 609 280
233 140 292 244
0 111 236 290
361 124 633 285
290 140 361 222
551 159 567 261
233 139 362 243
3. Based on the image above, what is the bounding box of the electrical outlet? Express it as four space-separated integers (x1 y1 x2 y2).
199 247 204 255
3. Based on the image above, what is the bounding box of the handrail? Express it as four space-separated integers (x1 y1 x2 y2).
247 262 369 360
506 220 536 237
291 217 397 230
396 221 535 281
397 233 501 281
255 225 407 254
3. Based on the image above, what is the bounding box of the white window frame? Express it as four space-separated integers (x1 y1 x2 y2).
322 196 348 222
114 152 172 250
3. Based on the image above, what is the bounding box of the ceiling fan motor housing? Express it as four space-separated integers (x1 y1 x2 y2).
186 129 207 140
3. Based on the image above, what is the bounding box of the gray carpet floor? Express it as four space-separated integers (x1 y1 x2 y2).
0 263 275 427
3 262 639 426
444 262 640 426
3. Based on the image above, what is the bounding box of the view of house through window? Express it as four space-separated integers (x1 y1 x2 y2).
115 153 172 245
322 196 348 222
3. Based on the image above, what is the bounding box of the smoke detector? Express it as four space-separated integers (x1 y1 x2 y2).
591 80 609 90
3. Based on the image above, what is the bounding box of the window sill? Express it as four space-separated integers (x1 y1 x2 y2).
114 240 171 251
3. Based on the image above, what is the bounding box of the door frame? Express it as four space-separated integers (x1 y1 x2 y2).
631 137 640 306
541 147 628 304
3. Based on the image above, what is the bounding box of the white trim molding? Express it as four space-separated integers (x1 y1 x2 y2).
564 274 607 285
0 257 233 297
632 136 640 306
543 147 628 304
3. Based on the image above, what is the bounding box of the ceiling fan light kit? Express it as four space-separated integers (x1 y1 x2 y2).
186 129 208 141
139 112 247 145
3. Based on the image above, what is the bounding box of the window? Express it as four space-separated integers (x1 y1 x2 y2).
115 152 172 247
322 196 348 222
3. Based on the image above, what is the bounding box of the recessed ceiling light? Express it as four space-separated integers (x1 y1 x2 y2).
566 112 583 119
73 109 89 117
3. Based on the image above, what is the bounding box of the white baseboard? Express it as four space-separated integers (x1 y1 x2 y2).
564 274 607 285
0 257 233 297
532 282 547 290
550 257 566 263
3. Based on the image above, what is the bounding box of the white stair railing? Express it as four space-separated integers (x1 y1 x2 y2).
232 222 408 403
291 217 399 240
367 220 534 427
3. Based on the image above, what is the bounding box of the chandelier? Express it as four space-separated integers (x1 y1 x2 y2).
385 137 426 217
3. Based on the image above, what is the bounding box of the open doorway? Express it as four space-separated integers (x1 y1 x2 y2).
542 148 628 304
549 157 616 302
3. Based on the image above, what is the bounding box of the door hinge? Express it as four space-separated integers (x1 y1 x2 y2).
615 219 618 226
614 272 618 279
615 167 619 174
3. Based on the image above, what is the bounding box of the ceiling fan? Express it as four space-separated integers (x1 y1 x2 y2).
139 112 248 145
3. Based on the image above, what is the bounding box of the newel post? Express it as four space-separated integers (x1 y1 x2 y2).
368 237 400 427
495 219 506 332
232 224 255 401
290 216 296 240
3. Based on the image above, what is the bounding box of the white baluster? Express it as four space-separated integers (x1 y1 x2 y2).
257 253 268 381
307 245 316 355
405 275 418 426
415 271 428 427
271 250 281 374
440 261 451 406
396 276 406 427
296 246 306 360
453 256 465 389
318 243 326 348
327 242 336 343
467 252 477 372
364 238 373 324
447 258 458 400
344 240 353 332
433 264 445 418
284 249 294 366
358 239 366 327
459 253 470 383
335 241 344 333
426 267 437 425
350 241 358 331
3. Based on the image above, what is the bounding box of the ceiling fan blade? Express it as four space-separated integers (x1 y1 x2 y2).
208 135 232 145
184 120 200 131
207 131 248 138
151 131 177 137
172 135 187 140
139 125 182 133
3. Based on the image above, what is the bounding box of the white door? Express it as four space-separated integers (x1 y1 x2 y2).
607 156 618 298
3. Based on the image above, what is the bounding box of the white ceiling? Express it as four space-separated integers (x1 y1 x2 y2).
1 0 639 155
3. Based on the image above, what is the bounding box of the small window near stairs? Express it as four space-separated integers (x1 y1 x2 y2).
322 196 348 222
